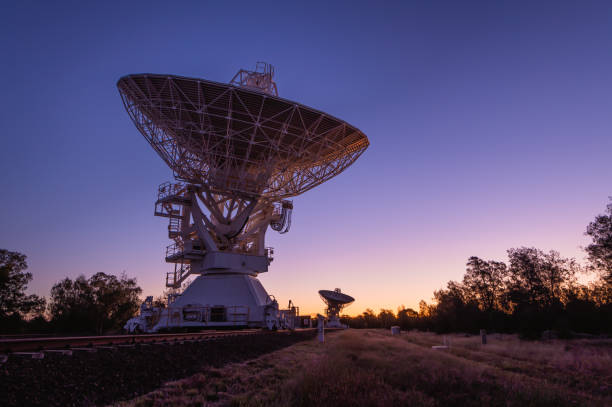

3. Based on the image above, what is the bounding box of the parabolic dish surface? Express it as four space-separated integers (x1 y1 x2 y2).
319 290 355 305
118 74 369 199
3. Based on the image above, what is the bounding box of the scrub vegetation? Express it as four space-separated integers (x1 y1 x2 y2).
115 329 612 407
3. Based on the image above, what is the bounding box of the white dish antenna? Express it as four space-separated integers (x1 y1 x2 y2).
319 288 354 329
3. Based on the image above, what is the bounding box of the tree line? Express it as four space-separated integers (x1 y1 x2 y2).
0 249 141 335
343 199 612 338
1 199 611 337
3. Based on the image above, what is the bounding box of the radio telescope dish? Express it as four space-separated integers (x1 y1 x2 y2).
319 288 354 328
117 65 369 199
118 63 368 333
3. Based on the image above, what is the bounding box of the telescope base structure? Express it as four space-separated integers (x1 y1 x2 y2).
124 272 287 333
325 314 348 329
318 289 353 329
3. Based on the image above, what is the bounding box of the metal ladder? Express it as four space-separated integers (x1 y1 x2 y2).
165 262 191 288
168 213 181 239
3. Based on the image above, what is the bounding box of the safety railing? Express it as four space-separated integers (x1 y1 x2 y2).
166 242 184 259
157 181 185 201
165 241 205 259
154 181 187 218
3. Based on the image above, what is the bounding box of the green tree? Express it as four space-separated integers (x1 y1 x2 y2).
0 249 45 323
585 198 612 284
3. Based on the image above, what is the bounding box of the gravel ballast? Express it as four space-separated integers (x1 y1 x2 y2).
0 330 315 407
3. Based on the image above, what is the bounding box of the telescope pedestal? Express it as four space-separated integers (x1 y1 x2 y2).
151 271 281 332
326 314 344 328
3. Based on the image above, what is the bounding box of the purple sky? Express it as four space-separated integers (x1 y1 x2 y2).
1 1 611 315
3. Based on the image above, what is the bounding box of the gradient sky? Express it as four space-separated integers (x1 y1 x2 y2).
1 1 611 315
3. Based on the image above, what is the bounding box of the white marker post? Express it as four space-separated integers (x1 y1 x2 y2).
317 314 325 343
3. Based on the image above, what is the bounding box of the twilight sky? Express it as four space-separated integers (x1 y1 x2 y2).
1 1 611 315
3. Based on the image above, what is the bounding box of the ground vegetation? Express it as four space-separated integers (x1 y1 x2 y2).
113 329 612 407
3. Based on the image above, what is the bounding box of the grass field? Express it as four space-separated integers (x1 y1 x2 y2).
113 329 612 406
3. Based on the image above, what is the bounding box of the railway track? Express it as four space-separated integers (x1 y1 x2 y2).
1 328 320 407
0 329 271 354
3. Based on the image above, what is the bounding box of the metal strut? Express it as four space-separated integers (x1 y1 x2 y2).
270 200 293 234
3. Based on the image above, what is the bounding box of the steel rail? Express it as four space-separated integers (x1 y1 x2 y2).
0 329 278 353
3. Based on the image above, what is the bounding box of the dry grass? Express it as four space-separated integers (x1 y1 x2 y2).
112 330 612 407
402 332 612 396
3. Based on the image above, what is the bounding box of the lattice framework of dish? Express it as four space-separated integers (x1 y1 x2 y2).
118 74 369 199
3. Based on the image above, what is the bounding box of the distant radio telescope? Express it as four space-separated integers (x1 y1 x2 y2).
319 288 355 328
118 63 368 332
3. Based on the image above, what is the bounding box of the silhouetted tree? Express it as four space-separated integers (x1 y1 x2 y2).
585 198 612 286
49 275 95 333
361 308 379 328
432 281 481 333
462 257 507 312
588 279 612 306
338 199 612 336
89 272 142 334
49 272 141 334
562 282 600 334
418 300 430 317
506 247 576 307
506 247 577 337
0 249 46 333
377 309 396 328
397 306 418 330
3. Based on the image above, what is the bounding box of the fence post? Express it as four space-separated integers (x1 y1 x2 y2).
480 329 487 345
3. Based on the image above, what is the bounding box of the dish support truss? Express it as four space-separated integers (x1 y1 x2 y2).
155 181 292 288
